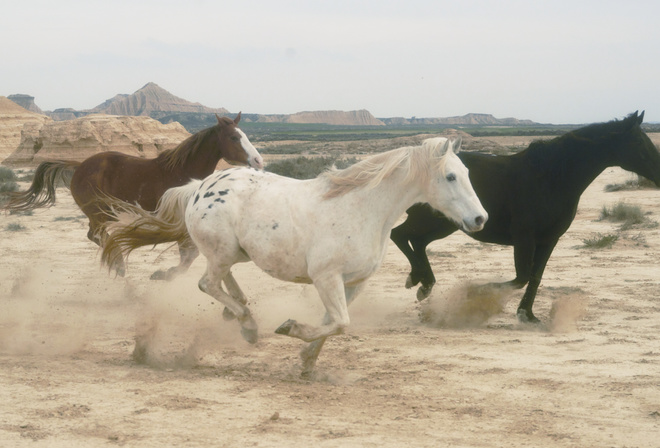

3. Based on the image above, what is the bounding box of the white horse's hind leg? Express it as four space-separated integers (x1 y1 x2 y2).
299 283 364 377
220 272 247 321
276 274 350 342
150 238 200 281
198 266 258 344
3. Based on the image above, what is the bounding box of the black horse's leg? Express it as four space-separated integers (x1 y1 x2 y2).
408 227 457 300
390 205 457 300
507 237 536 318
516 241 558 324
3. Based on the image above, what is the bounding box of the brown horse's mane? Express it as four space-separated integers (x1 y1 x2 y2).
157 117 234 171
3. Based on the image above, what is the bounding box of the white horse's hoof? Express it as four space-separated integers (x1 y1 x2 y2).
241 327 258 344
222 307 237 321
275 319 296 336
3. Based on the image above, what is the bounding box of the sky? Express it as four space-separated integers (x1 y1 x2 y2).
2 0 660 124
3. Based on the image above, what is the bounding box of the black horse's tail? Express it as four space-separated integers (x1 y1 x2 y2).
2 160 80 213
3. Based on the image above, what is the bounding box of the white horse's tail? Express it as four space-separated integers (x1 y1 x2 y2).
100 180 202 271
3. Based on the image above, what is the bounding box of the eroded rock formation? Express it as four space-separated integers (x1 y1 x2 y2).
3 114 190 166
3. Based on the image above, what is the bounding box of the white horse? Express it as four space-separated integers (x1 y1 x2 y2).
102 137 488 376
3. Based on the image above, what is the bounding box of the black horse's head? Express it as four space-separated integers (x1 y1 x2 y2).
614 111 660 187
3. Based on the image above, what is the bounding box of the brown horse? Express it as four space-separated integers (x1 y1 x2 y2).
4 112 263 278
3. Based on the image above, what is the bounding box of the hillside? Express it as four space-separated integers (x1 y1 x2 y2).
382 113 537 126
0 96 51 161
5 83 540 129
91 82 229 118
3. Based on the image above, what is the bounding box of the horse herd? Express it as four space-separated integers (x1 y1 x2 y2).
4 111 660 377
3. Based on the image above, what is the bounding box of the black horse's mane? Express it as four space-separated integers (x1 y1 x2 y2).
520 113 640 172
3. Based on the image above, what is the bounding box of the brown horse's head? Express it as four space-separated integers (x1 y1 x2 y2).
214 112 264 169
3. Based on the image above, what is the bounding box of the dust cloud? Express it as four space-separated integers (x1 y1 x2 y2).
548 294 589 333
420 281 513 328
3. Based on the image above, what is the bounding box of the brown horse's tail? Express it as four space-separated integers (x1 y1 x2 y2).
3 160 79 213
100 180 202 271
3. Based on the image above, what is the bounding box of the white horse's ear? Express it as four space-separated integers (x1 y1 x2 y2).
452 137 462 154
436 139 450 155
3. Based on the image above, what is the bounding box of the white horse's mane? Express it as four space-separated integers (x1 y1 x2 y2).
322 138 452 199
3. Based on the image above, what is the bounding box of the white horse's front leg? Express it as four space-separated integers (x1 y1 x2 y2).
275 273 350 342
299 283 365 377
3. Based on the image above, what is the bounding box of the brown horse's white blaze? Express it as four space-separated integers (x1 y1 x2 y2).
101 138 486 376
235 127 263 170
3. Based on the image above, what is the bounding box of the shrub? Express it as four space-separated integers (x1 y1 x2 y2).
0 166 17 182
599 203 646 230
0 181 18 193
581 233 618 249
5 223 26 232
0 167 19 197
266 156 359 180
605 175 658 192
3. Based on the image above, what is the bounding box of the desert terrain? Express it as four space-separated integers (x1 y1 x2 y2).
1 153 659 446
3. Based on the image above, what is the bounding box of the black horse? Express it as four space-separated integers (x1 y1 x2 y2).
391 111 660 323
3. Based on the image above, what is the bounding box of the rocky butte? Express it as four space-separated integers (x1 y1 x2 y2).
3 114 190 166
0 96 51 162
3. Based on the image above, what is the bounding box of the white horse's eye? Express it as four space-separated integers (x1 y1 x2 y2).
446 173 456 182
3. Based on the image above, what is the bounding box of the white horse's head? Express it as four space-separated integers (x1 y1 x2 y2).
423 138 487 233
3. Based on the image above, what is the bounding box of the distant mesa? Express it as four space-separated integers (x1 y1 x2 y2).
381 113 536 126
7 94 44 114
5 82 539 129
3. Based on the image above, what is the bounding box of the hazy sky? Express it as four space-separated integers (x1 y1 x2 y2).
3 0 659 124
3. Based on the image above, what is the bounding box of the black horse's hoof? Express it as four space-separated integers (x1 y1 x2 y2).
416 285 433 301
241 327 258 344
517 308 541 324
222 307 237 321
275 319 296 336
405 274 416 289
300 369 316 380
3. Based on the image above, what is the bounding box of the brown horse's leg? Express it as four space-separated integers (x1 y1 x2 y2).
150 238 199 281
88 216 126 277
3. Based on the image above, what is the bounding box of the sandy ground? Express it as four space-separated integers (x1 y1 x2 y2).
1 166 659 447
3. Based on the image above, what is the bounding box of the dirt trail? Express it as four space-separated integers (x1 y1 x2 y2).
1 167 659 447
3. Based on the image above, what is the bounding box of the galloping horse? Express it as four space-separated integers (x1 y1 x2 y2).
101 138 487 376
4 113 263 277
391 111 660 323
